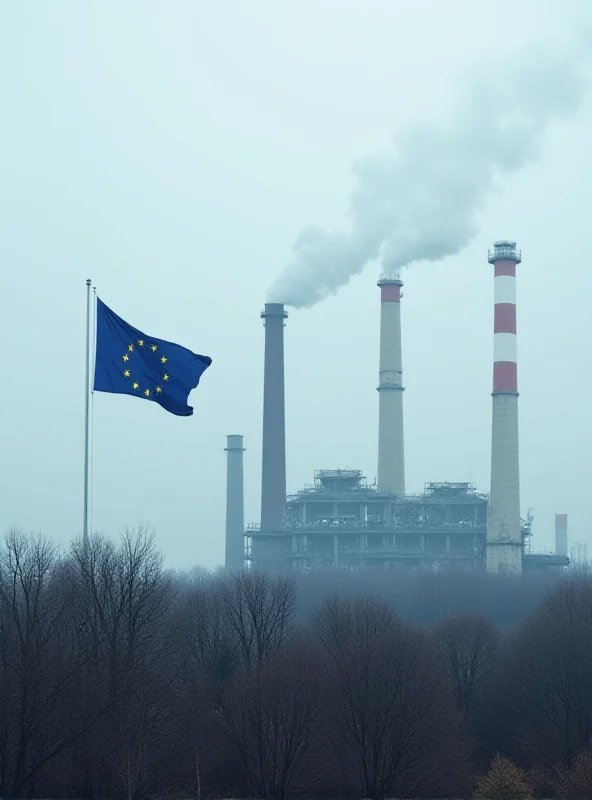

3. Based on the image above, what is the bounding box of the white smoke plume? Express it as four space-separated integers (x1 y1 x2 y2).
267 35 590 309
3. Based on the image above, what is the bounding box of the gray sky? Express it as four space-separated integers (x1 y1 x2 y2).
1 0 591 568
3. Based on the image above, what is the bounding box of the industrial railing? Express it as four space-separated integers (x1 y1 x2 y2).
248 520 487 532
488 246 522 262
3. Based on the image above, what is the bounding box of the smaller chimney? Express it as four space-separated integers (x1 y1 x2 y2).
555 513 568 558
225 434 245 571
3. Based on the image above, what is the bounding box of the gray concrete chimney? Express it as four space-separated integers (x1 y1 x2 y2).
225 434 245 571
555 514 568 558
260 303 288 530
377 276 405 494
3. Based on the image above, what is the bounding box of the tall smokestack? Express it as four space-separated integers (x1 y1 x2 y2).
260 303 288 530
225 434 245 571
377 276 405 495
555 513 568 557
486 241 522 575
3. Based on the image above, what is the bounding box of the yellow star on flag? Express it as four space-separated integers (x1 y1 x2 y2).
132 382 139 390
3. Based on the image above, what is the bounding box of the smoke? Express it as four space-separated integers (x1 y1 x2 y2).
267 35 590 309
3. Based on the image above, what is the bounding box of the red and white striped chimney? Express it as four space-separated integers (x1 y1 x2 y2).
377 276 405 495
486 241 522 575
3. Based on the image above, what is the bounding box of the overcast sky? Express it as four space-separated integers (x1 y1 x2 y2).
1 0 591 568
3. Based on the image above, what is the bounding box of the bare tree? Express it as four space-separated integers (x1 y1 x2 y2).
434 613 500 722
181 581 237 691
217 634 326 800
219 571 296 668
69 527 175 797
170 571 297 795
312 595 465 799
0 530 89 795
490 576 592 768
108 677 175 800
167 580 240 796
71 527 172 688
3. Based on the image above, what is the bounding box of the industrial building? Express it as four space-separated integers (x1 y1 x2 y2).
248 472 492 569
245 469 564 572
225 241 570 574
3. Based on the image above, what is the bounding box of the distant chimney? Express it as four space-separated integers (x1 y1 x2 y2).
260 303 288 530
555 513 568 558
376 276 405 494
486 241 522 575
225 434 245 571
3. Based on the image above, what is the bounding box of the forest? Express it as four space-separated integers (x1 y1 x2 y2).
0 527 591 799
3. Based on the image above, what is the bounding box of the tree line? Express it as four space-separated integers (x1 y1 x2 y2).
0 528 591 799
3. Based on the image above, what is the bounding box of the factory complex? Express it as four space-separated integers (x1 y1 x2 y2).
249 474 508 571
225 242 570 574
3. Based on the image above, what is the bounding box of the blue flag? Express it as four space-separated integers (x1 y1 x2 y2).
93 298 212 417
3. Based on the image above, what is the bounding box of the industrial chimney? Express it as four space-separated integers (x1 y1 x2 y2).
225 434 245 571
377 276 405 495
260 303 288 530
555 513 568 558
486 241 522 575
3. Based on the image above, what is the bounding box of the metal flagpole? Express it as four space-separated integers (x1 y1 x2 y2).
83 278 92 552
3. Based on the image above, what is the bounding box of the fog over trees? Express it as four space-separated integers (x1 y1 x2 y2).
0 528 591 798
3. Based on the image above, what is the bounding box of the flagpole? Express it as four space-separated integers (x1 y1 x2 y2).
83 278 92 552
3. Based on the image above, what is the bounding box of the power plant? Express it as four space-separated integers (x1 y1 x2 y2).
225 242 570 574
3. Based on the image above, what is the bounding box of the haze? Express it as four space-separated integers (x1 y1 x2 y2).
1 0 591 568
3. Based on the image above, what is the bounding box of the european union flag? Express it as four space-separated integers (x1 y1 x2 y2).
93 298 212 417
